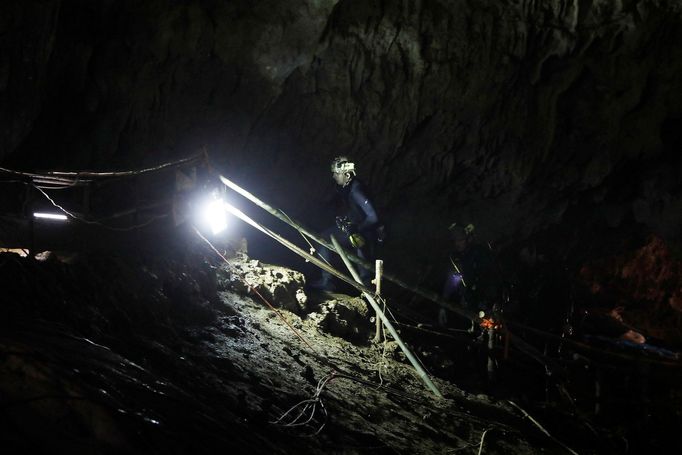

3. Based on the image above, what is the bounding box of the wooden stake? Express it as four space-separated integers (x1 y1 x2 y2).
373 259 384 342
331 235 443 398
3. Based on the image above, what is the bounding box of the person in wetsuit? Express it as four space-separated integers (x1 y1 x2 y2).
309 156 383 291
439 223 502 326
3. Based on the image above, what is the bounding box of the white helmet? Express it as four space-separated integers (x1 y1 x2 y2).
331 156 356 175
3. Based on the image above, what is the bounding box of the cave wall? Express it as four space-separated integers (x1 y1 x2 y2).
2 0 682 269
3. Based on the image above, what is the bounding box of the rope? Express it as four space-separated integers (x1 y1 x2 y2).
377 300 435 379
280 209 331 267
1 153 203 230
32 153 203 179
271 369 428 438
445 428 494 453
398 321 474 336
271 372 334 435
273 368 469 435
249 286 316 352
507 400 579 455
32 184 168 231
218 174 478 322
331 372 428 404
477 428 493 455
192 226 316 353
504 318 682 368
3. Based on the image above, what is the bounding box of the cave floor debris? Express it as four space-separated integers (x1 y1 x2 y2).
0 251 621 453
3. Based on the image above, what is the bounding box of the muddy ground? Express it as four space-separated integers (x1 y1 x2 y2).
0 248 666 454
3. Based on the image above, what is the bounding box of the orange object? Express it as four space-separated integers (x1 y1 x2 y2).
480 318 499 330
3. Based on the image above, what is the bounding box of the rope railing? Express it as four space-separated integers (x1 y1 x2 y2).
330 234 443 398
215 174 682 368
0 152 205 186
0 153 205 233
218 175 478 323
4 154 678 370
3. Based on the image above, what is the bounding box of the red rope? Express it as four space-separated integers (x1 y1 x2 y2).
193 226 315 353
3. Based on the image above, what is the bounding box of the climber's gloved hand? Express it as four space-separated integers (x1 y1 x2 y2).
349 233 365 248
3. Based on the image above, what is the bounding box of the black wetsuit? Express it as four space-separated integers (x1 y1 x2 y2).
316 177 381 288
442 243 501 314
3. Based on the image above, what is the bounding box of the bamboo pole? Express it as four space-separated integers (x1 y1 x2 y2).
218 175 477 322
374 259 383 295
331 234 443 398
223 204 373 296
223 202 443 397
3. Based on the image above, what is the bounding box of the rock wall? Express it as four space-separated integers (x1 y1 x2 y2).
2 0 682 267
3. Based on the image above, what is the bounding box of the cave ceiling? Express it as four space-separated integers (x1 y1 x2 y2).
2 0 682 266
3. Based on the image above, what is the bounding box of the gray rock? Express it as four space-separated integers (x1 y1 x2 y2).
314 295 373 343
220 254 309 314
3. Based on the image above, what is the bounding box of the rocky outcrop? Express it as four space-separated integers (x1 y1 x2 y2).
222 253 309 314
308 294 374 343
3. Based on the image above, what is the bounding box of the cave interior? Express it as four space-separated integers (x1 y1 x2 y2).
2 1 682 454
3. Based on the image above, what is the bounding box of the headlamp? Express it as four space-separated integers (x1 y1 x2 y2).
331 157 355 174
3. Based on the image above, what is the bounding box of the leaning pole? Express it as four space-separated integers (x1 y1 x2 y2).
330 235 443 398
221 201 443 398
218 175 476 322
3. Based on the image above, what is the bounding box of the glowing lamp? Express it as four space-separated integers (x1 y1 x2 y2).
33 212 68 221
201 195 227 235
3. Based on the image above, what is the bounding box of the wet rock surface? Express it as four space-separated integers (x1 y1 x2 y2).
0 250 621 454
223 254 309 314
308 294 374 344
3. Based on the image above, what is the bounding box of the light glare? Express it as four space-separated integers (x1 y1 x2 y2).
203 198 227 234
34 212 68 221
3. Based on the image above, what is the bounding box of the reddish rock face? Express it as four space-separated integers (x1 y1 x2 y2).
579 235 682 344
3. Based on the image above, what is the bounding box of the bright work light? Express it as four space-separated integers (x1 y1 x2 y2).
200 193 227 235
33 212 68 221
